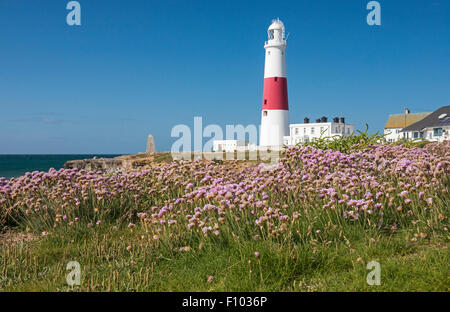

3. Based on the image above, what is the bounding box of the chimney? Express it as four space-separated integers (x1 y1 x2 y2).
321 116 328 123
316 118 321 123
340 117 345 123
333 117 339 123
304 117 310 124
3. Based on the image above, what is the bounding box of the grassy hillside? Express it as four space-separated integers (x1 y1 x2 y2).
0 140 449 291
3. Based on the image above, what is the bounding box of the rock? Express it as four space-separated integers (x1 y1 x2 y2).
64 158 125 174
146 134 156 154
63 154 157 175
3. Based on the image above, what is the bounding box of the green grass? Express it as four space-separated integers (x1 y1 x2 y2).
1 219 448 292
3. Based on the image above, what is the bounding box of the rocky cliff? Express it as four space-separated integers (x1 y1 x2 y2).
63 155 158 174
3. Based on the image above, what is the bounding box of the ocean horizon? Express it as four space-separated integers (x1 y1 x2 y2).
0 154 123 179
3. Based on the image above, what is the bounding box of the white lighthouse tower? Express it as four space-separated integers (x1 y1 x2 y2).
259 19 289 147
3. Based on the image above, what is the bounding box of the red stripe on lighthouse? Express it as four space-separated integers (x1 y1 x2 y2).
262 77 288 110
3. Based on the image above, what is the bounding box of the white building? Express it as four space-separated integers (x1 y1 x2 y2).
213 140 249 152
383 111 430 142
283 117 354 146
401 106 450 142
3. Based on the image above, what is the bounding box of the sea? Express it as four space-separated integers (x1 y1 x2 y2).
0 155 122 180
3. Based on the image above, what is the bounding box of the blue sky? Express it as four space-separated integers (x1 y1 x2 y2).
0 0 449 153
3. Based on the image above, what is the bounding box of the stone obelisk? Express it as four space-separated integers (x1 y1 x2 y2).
146 134 156 154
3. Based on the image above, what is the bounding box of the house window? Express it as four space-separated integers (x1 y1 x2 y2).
413 132 419 139
347 128 350 134
304 128 306 134
311 127 315 134
295 128 299 135
433 128 443 137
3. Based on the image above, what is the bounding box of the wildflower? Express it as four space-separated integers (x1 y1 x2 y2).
207 276 214 283
128 223 135 229
41 231 49 236
96 220 101 225
126 245 132 252
254 251 260 259
426 198 433 206
137 212 147 219
180 246 190 252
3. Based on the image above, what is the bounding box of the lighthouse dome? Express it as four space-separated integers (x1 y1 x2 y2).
268 19 285 31
267 19 286 44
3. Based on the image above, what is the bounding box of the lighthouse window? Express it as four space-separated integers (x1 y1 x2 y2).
263 111 268 117
274 77 278 82
264 99 267 105
268 29 274 40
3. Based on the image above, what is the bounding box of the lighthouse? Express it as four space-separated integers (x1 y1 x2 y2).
260 19 289 147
